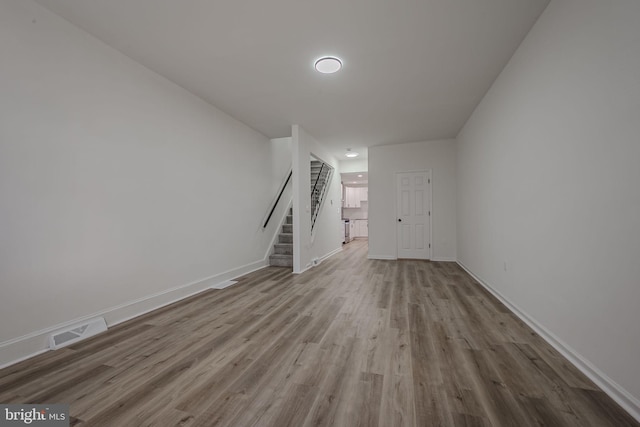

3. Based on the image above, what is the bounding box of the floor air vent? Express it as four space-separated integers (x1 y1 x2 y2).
48 317 108 350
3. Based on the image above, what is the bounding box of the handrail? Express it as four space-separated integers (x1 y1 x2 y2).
263 169 292 228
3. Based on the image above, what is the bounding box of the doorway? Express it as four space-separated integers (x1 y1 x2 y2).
341 171 368 245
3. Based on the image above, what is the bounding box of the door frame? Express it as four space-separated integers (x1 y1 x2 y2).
395 169 432 260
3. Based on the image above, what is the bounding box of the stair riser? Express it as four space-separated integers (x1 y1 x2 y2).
274 245 293 255
282 224 292 233
269 256 293 267
285 215 293 224
279 234 293 243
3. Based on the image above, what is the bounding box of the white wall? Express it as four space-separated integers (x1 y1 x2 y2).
457 0 640 417
263 137 293 229
369 140 457 261
338 159 368 173
269 137 293 184
0 0 287 366
292 126 342 273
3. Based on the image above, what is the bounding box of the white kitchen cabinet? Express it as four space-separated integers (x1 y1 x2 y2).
359 187 368 203
344 186 368 208
344 187 360 208
352 219 368 237
359 219 369 237
350 221 356 237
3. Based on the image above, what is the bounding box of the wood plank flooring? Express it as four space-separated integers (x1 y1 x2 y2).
1 240 637 426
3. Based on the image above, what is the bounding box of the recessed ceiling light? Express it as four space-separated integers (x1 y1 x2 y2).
345 148 359 158
315 56 342 74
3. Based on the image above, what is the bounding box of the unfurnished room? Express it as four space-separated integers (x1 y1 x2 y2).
1 0 639 425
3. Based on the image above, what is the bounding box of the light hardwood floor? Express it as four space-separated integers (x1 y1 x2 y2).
0 240 637 426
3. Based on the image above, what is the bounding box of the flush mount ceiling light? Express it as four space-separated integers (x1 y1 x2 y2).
314 56 342 74
345 148 359 158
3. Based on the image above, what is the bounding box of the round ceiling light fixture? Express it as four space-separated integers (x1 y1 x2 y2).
314 56 343 74
345 148 359 158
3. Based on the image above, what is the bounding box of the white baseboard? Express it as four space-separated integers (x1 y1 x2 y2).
367 254 396 260
319 246 342 263
0 258 268 369
431 256 457 262
294 265 312 275
367 255 456 262
295 246 343 274
457 260 640 423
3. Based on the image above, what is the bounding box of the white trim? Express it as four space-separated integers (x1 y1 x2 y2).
367 254 397 260
319 246 342 262
431 257 457 262
0 258 268 369
293 246 343 275
457 260 640 423
294 265 313 275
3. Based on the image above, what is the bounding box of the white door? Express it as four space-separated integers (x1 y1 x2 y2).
396 171 430 259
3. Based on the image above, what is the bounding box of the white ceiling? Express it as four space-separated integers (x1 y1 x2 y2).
342 172 368 186
35 0 549 160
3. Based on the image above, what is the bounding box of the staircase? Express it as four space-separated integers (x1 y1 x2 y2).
268 160 332 268
269 207 293 267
